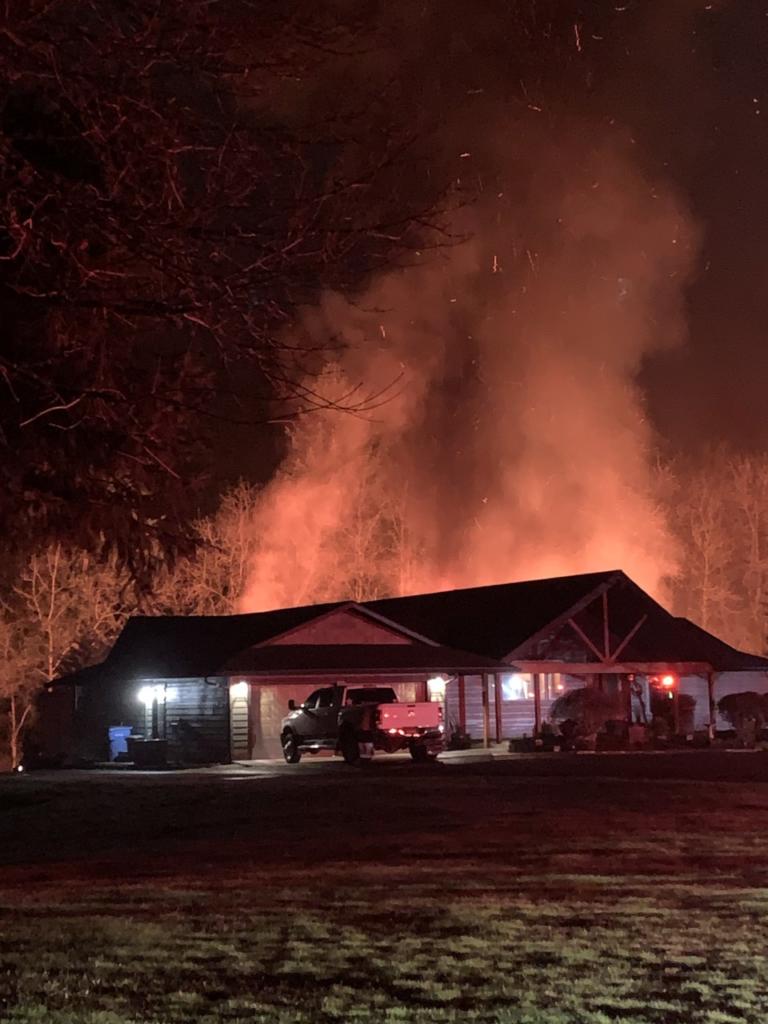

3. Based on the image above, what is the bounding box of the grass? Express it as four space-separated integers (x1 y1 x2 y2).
1 757 768 1022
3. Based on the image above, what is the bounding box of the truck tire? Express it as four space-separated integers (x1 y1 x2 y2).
409 742 437 763
342 733 374 765
340 729 361 766
281 731 301 764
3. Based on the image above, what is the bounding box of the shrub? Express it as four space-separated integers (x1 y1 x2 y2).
550 687 625 740
718 691 768 747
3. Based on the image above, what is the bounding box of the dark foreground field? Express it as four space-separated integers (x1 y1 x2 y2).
2 752 768 1023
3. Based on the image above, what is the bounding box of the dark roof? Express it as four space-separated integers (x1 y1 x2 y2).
54 568 768 685
96 601 344 679
367 570 620 659
632 616 768 672
223 644 504 675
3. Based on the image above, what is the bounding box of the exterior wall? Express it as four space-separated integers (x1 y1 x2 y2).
267 609 414 646
65 676 231 764
140 677 230 764
678 672 768 731
70 681 144 762
446 672 584 741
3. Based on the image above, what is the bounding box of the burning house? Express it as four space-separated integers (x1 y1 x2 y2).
44 570 768 765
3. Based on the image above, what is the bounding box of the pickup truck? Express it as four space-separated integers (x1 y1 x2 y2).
280 684 444 765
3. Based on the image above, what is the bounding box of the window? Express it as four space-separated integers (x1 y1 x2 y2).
316 688 336 709
501 673 566 701
345 687 397 705
501 673 533 701
543 673 565 699
303 690 322 709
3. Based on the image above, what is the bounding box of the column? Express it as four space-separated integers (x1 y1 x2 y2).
494 673 503 743
481 673 490 748
533 673 542 736
707 672 716 742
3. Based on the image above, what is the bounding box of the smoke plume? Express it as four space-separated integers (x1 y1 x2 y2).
241 121 698 611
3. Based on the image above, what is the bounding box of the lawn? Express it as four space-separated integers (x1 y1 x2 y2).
1 756 768 1023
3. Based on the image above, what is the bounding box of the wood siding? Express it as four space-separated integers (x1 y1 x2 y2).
229 691 250 760
135 677 230 764
446 673 584 741
267 608 414 646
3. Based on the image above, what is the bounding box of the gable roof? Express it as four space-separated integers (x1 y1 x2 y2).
54 568 768 685
368 570 768 672
68 601 483 683
625 615 768 672
367 570 621 660
98 601 344 679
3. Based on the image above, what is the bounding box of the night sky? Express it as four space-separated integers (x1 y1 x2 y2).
216 1 768 491
628 3 768 450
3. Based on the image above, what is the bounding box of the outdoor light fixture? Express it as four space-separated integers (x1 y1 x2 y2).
660 674 676 688
137 684 166 705
231 680 249 700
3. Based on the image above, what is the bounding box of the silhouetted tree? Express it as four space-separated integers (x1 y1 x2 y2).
0 1 447 579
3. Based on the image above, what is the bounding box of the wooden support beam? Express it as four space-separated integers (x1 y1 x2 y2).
494 673 502 743
533 673 542 736
567 617 605 662
481 673 490 749
602 591 610 659
513 660 713 675
458 675 466 732
609 615 648 663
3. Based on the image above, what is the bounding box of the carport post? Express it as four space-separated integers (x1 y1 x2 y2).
533 673 542 736
481 674 490 748
707 672 716 742
494 673 503 743
458 675 466 732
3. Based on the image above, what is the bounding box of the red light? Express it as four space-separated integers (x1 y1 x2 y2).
661 674 675 688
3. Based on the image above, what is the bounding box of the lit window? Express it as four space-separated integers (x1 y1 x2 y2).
427 676 447 701
501 673 533 701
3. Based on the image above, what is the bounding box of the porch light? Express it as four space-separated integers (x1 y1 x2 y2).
660 674 676 688
231 680 249 700
138 684 166 706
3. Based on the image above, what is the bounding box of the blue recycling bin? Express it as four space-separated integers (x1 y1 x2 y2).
108 726 133 761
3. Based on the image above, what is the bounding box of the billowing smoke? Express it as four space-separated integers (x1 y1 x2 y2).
241 124 698 611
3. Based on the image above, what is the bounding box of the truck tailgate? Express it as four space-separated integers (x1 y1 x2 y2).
378 702 441 731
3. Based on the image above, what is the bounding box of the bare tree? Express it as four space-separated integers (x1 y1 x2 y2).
0 546 129 767
727 454 768 652
150 482 263 615
669 460 738 642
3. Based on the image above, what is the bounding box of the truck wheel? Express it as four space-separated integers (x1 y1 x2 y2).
410 742 436 763
340 730 361 766
282 731 301 764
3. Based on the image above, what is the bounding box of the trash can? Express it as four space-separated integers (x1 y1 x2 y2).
108 726 133 762
127 737 167 767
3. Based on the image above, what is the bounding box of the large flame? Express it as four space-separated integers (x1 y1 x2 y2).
241 136 697 612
